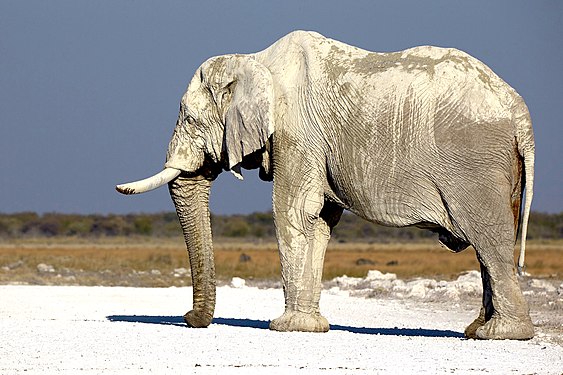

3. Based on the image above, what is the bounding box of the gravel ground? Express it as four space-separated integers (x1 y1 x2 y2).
1 273 562 374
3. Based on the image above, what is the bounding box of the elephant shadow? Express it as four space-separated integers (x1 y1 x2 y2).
105 315 463 338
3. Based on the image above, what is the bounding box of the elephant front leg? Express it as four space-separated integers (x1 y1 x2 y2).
269 214 328 332
270 198 341 332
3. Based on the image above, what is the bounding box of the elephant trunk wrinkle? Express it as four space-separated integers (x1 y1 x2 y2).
169 176 216 327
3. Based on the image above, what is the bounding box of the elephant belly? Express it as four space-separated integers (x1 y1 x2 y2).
327 162 449 230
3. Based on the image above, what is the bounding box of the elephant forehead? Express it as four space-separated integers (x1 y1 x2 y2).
182 85 212 117
199 55 244 86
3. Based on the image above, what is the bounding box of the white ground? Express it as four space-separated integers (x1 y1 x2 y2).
1 279 562 374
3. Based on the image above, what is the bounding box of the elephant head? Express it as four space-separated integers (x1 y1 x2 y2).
116 54 275 327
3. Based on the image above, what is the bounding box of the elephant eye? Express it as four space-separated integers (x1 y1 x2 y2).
186 115 196 125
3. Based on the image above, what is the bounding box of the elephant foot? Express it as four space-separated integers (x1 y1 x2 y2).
184 309 213 328
473 314 534 340
269 310 329 332
464 309 486 339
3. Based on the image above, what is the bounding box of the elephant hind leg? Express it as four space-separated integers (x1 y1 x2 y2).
467 234 533 340
464 262 493 338
437 178 533 339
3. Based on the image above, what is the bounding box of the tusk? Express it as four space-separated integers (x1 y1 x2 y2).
116 168 181 195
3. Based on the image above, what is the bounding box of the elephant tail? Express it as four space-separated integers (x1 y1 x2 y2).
513 98 535 276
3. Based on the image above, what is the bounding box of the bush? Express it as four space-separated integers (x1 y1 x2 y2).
0 210 560 241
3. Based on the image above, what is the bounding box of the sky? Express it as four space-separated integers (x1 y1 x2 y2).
1 1 562 215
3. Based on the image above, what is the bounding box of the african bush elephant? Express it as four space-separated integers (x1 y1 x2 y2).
117 31 535 340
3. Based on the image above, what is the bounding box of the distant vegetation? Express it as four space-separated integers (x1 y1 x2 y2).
0 211 561 242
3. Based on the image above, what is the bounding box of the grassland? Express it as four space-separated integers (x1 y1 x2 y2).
1 238 561 287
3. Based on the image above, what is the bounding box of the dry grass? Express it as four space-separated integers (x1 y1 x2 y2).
0 238 561 287
327 241 563 279
212 240 562 280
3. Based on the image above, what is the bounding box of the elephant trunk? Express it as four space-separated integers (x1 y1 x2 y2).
169 175 215 328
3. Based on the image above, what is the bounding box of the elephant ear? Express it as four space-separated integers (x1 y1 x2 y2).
223 56 274 180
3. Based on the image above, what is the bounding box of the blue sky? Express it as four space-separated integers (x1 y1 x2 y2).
1 1 561 215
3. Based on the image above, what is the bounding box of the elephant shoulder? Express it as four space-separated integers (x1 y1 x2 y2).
283 30 325 42
268 31 359 58
266 30 327 53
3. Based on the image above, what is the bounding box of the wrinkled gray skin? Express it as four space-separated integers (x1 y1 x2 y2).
119 31 536 339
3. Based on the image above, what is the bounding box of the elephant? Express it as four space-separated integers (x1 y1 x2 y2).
116 31 535 340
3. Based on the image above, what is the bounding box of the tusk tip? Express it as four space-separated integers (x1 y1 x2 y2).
116 184 136 195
